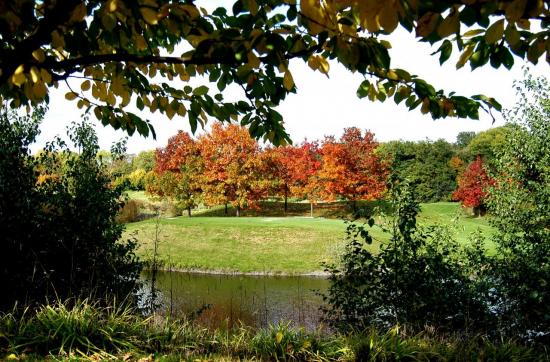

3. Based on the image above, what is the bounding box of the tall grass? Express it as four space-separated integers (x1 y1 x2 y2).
1 301 547 361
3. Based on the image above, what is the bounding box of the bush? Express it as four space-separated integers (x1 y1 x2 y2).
0 110 142 309
116 199 143 223
322 180 489 334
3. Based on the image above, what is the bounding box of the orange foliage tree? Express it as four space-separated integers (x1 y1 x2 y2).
150 130 203 216
198 123 264 216
452 156 493 216
319 128 387 211
286 140 323 217
261 145 301 213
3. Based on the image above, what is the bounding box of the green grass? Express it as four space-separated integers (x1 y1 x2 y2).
124 195 495 274
125 216 373 274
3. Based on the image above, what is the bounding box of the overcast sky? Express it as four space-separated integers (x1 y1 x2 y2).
32 22 548 154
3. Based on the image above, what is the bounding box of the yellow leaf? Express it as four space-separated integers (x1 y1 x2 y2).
135 35 148 51
32 49 46 63
300 0 325 34
106 91 116 106
11 72 26 87
94 107 102 120
6 353 17 360
65 92 78 100
108 0 118 12
140 7 159 25
51 31 65 49
416 12 440 38
283 70 294 91
307 55 320 71
318 56 330 75
40 69 52 84
32 81 48 99
177 104 187 117
387 70 399 80
463 29 484 38
166 105 176 120
70 3 87 23
247 51 261 69
456 45 474 69
437 10 460 38
485 19 505 44
421 98 430 114
505 0 527 22
505 23 521 46
378 3 398 33
14 64 24 75
275 332 283 344
101 13 117 31
30 67 40 83
81 80 91 91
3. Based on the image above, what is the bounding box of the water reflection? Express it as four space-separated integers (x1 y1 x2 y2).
141 271 330 330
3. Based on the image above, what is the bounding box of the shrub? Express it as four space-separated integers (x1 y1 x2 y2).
322 180 489 334
0 111 142 309
116 199 143 223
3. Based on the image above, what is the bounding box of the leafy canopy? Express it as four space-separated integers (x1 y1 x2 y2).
1 0 548 144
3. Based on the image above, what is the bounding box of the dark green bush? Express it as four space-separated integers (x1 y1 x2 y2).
322 181 489 334
0 110 141 309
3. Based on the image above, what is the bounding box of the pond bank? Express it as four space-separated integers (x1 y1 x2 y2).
148 267 330 277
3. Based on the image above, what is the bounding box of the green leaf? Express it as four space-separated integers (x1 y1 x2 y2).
193 85 209 96
357 80 370 98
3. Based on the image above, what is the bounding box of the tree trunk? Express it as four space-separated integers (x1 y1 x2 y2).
284 188 288 214
224 203 228 215
310 202 313 218
351 199 357 212
187 207 191 217
236 205 241 217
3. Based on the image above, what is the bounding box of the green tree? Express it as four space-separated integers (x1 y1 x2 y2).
131 150 155 172
460 126 513 166
379 139 457 202
0 110 141 308
486 73 550 340
2 0 546 142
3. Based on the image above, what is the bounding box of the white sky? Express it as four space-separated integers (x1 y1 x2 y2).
32 23 548 154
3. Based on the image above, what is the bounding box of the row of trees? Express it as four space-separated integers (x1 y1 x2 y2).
110 123 512 216
148 124 387 216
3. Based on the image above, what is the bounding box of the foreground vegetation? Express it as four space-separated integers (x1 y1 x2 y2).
1 300 547 362
124 198 494 274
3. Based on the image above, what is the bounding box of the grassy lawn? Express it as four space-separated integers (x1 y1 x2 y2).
124 192 495 273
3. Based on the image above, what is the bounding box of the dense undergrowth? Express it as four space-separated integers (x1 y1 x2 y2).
1 300 548 361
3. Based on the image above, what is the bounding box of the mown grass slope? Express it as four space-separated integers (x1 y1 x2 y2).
124 193 495 273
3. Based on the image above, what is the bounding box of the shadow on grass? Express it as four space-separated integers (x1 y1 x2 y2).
192 199 391 219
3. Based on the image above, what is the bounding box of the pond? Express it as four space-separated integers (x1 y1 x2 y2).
141 271 330 330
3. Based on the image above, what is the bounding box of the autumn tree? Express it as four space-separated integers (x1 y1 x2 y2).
260 145 300 213
286 140 323 217
198 123 264 216
151 130 203 216
320 128 387 211
2 1 547 142
452 156 493 216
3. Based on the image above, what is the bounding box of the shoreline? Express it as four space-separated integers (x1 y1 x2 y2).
143 267 330 278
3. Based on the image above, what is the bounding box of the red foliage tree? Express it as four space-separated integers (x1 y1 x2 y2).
149 131 203 216
260 146 297 213
319 128 387 210
198 123 264 216
452 156 493 216
287 140 323 217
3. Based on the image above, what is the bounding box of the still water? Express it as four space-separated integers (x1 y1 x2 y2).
142 271 330 330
